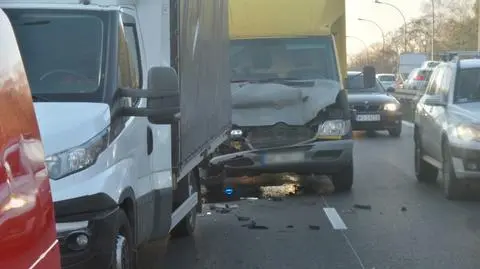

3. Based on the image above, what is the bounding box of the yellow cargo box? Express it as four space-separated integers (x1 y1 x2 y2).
229 0 346 79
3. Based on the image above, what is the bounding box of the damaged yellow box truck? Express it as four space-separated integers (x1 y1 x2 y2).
208 0 376 192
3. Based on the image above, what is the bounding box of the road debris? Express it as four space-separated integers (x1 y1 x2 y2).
308 225 320 230
236 215 251 222
353 204 372 210
401 206 407 212
240 197 259 201
242 220 269 230
286 225 294 229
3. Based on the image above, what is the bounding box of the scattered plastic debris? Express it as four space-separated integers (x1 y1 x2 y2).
242 220 268 230
240 197 259 201
353 204 372 210
236 215 251 222
401 206 407 212
286 225 294 229
308 225 320 230
267 197 283 201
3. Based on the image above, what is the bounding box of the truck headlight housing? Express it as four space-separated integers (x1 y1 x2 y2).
316 120 351 137
384 103 398 111
230 129 243 138
45 128 109 180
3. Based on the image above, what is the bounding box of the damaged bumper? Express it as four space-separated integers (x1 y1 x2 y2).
209 139 353 178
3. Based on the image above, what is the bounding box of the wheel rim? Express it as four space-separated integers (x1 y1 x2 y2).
114 235 130 269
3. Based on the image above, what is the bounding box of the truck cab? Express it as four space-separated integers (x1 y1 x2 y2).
1 0 231 268
0 8 60 269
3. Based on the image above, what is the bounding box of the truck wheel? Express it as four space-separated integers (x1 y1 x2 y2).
111 210 134 269
443 141 465 200
171 171 198 238
331 164 353 192
414 135 437 183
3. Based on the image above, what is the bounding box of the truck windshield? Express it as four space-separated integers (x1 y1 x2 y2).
5 9 107 102
230 37 339 82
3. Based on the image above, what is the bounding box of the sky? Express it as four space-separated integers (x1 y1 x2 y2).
346 0 425 55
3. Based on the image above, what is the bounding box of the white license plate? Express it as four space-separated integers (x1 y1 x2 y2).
263 152 304 164
356 114 381 122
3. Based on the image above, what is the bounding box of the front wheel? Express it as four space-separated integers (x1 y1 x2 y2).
111 210 134 269
331 164 353 192
414 135 437 183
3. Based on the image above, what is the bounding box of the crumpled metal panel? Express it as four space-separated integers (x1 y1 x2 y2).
178 0 231 166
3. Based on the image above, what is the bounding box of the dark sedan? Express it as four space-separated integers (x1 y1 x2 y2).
347 71 403 137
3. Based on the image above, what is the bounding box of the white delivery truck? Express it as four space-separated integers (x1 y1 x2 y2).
398 52 428 82
0 0 231 268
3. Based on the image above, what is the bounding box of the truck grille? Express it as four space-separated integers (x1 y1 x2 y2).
246 123 315 149
351 103 382 112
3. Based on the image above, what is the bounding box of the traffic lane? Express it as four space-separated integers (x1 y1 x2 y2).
162 197 363 269
326 123 480 269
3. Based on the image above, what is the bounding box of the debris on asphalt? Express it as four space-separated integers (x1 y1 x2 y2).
401 206 407 212
267 196 283 201
242 220 268 230
308 225 320 230
225 204 239 209
261 184 297 198
353 204 372 210
240 197 259 201
236 215 251 222
217 208 231 214
342 208 356 214
286 225 294 229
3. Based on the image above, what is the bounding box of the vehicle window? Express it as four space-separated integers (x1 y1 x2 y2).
117 22 142 105
407 69 418 80
454 68 480 102
124 23 142 105
419 69 433 81
425 67 441 95
437 67 451 99
378 75 395 82
346 74 384 92
11 13 103 94
230 37 339 82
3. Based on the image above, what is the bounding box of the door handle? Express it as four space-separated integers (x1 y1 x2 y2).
147 127 153 155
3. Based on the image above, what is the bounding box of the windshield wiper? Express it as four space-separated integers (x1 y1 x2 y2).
31 95 51 102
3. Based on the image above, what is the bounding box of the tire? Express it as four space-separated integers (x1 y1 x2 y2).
414 134 437 183
171 171 198 238
388 124 402 137
111 210 135 269
331 164 353 192
442 141 465 200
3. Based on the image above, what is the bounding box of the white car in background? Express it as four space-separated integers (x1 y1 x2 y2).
376 73 396 91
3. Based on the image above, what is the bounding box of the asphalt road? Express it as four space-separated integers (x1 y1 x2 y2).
149 122 480 269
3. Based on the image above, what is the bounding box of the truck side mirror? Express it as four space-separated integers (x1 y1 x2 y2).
146 66 180 124
113 66 180 125
362 65 376 89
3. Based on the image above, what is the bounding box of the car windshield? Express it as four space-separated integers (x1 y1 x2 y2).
454 68 480 102
230 37 339 82
6 9 105 97
346 74 384 92
378 75 395 82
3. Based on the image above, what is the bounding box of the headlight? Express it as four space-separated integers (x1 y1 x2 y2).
230 129 243 138
452 124 480 141
384 103 398 111
45 128 109 180
316 120 350 137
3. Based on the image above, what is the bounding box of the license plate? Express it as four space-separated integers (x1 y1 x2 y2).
263 152 304 164
356 114 380 122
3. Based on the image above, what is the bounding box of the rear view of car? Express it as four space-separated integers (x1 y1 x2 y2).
405 68 433 91
376 73 396 91
0 8 60 269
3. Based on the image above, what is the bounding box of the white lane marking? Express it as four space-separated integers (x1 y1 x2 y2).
402 120 414 127
323 207 347 230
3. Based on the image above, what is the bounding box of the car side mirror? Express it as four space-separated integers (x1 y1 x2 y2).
113 66 180 124
386 87 395 93
362 65 376 89
424 95 446 106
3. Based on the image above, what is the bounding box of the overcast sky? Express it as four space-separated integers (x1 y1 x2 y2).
346 0 425 55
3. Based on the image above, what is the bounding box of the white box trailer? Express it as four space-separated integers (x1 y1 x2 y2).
0 0 231 268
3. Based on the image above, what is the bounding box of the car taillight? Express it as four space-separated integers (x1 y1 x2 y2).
414 75 425 80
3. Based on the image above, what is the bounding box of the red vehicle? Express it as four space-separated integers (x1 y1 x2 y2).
0 8 61 269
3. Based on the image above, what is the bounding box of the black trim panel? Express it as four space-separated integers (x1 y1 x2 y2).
54 193 117 220
148 188 173 241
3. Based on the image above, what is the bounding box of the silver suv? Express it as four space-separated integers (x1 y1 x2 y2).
414 59 480 200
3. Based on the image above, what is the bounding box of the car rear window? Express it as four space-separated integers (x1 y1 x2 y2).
419 70 433 80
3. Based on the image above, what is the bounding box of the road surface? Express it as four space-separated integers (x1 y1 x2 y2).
150 122 480 269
